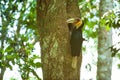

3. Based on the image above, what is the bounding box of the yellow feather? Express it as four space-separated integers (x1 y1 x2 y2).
75 20 82 29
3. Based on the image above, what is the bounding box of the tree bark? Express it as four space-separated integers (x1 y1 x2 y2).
97 0 113 80
0 68 5 80
37 0 82 80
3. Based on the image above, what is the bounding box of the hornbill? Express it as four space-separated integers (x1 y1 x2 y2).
67 18 84 69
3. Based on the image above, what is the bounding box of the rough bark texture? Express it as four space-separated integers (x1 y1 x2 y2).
97 0 113 80
37 0 82 80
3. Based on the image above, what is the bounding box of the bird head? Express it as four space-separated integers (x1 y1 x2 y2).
67 18 83 29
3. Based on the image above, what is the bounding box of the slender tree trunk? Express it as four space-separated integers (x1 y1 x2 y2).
0 68 5 80
97 0 113 80
37 0 82 80
0 17 7 80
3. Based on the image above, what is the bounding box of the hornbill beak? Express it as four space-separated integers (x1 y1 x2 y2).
66 18 76 23
66 18 83 29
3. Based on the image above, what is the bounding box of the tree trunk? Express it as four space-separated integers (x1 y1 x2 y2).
0 18 7 80
97 0 113 80
0 68 5 80
37 0 82 80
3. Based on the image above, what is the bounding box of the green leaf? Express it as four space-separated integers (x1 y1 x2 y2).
7 63 13 70
106 24 110 31
6 55 14 60
5 46 14 53
118 64 120 69
34 62 42 68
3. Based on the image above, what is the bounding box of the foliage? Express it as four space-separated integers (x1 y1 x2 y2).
100 9 120 29
79 0 120 70
110 45 120 57
0 0 41 79
79 0 120 38
79 0 99 39
79 0 119 37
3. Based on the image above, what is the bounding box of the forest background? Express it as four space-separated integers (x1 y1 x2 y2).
0 0 120 80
